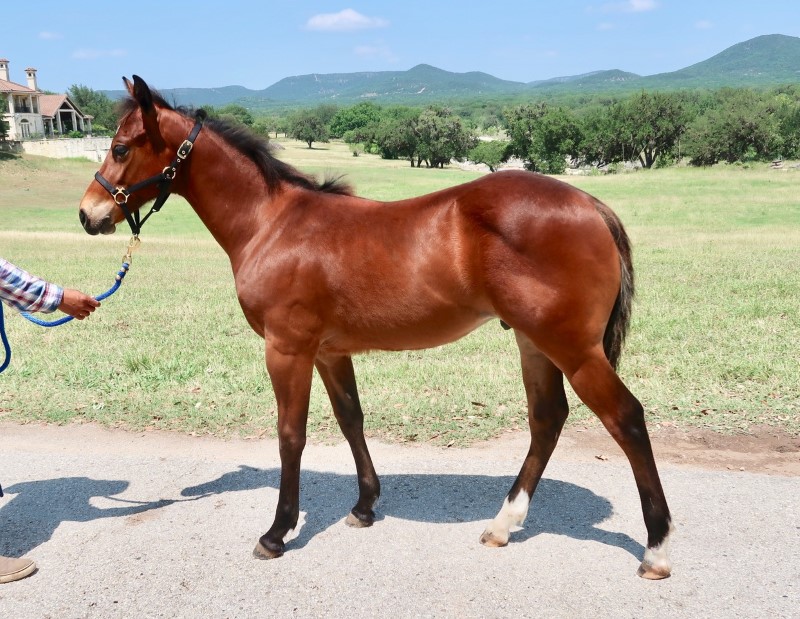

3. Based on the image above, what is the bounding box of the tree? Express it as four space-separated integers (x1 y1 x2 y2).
773 86 800 159
314 104 339 127
251 117 272 137
216 104 254 127
329 102 382 139
575 92 690 169
532 107 582 173
253 115 289 138
371 107 420 165
503 103 581 174
468 140 508 172
503 102 547 168
274 116 290 139
288 109 330 148
683 89 781 165
0 94 8 141
68 84 116 132
619 92 687 168
342 126 377 154
415 106 476 168
577 103 626 167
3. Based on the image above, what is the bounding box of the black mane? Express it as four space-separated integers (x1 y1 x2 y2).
117 93 353 196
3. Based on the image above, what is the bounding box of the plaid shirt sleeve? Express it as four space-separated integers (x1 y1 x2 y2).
0 257 64 314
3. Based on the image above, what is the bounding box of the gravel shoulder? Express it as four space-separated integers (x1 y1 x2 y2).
1 421 797 618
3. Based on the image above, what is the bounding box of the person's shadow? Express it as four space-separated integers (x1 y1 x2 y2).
0 478 176 557
181 466 645 560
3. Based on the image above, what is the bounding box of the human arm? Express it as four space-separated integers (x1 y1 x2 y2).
0 257 98 317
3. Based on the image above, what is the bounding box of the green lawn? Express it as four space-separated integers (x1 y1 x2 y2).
1 141 797 442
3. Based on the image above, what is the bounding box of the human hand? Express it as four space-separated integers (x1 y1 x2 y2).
58 289 100 320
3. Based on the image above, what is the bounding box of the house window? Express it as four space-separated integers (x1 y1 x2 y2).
20 119 30 138
13 96 31 114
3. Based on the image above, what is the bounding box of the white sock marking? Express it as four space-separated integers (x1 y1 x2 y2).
643 522 674 573
484 491 530 542
283 511 307 543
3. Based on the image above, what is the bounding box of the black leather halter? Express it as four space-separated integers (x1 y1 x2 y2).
94 119 203 235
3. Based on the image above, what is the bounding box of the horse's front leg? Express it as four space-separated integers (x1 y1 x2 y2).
253 341 316 560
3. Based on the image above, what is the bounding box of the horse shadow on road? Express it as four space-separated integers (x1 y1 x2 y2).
181 465 645 560
0 468 643 561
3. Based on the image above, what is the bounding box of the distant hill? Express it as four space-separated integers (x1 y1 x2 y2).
642 33 800 89
527 69 643 94
262 64 526 102
153 85 255 107
528 69 640 87
101 34 800 108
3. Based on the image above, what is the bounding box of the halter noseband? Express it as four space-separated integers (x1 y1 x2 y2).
94 119 203 236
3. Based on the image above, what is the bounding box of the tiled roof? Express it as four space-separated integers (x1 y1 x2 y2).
0 78 36 93
38 94 89 119
39 94 67 117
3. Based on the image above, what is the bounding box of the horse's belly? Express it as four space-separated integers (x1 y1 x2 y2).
322 306 494 354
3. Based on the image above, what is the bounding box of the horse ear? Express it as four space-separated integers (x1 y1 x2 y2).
123 76 134 96
131 75 154 114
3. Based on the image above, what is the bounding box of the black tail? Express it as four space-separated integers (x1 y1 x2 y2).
594 201 634 370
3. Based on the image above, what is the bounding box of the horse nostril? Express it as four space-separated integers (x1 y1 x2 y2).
79 209 88 227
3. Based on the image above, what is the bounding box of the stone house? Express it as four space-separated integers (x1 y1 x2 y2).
0 58 92 140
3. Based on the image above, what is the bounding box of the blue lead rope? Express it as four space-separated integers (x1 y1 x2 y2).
0 260 130 374
0 301 10 375
20 261 129 326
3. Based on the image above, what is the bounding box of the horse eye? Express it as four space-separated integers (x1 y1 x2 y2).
112 144 129 159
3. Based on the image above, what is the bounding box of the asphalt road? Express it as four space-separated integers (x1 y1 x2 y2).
0 422 797 618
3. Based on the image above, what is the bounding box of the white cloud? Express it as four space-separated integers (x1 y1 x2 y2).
627 0 658 10
694 20 713 30
597 22 615 31
38 31 62 40
306 8 388 32
72 49 128 60
599 0 658 13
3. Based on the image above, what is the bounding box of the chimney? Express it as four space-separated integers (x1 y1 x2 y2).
25 67 38 91
0 59 9 82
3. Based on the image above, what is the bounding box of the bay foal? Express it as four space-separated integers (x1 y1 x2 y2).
78 76 673 578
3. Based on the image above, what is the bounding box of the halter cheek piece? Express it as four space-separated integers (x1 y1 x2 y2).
94 119 203 235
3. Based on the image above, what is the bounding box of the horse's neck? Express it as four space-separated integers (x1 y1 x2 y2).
180 132 270 260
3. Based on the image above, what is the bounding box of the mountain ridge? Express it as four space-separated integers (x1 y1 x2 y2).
101 34 800 108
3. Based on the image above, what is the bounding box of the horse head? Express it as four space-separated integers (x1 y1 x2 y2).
79 75 180 236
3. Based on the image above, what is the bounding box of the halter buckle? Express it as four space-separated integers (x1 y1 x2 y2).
162 166 177 181
177 140 193 160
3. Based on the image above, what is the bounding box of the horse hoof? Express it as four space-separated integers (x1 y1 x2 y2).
637 561 671 580
345 511 373 528
479 529 508 548
253 540 283 560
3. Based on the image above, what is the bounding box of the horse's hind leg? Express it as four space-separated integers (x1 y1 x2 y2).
564 349 673 579
316 354 380 527
480 331 569 548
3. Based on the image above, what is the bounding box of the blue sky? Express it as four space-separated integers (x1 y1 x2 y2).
2 1 798 93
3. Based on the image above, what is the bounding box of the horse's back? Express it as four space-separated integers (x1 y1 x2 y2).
454 170 609 234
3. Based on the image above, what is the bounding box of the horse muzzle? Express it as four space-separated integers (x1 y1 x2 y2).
79 206 117 236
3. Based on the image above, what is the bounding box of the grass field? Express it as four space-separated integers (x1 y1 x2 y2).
1 141 798 443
